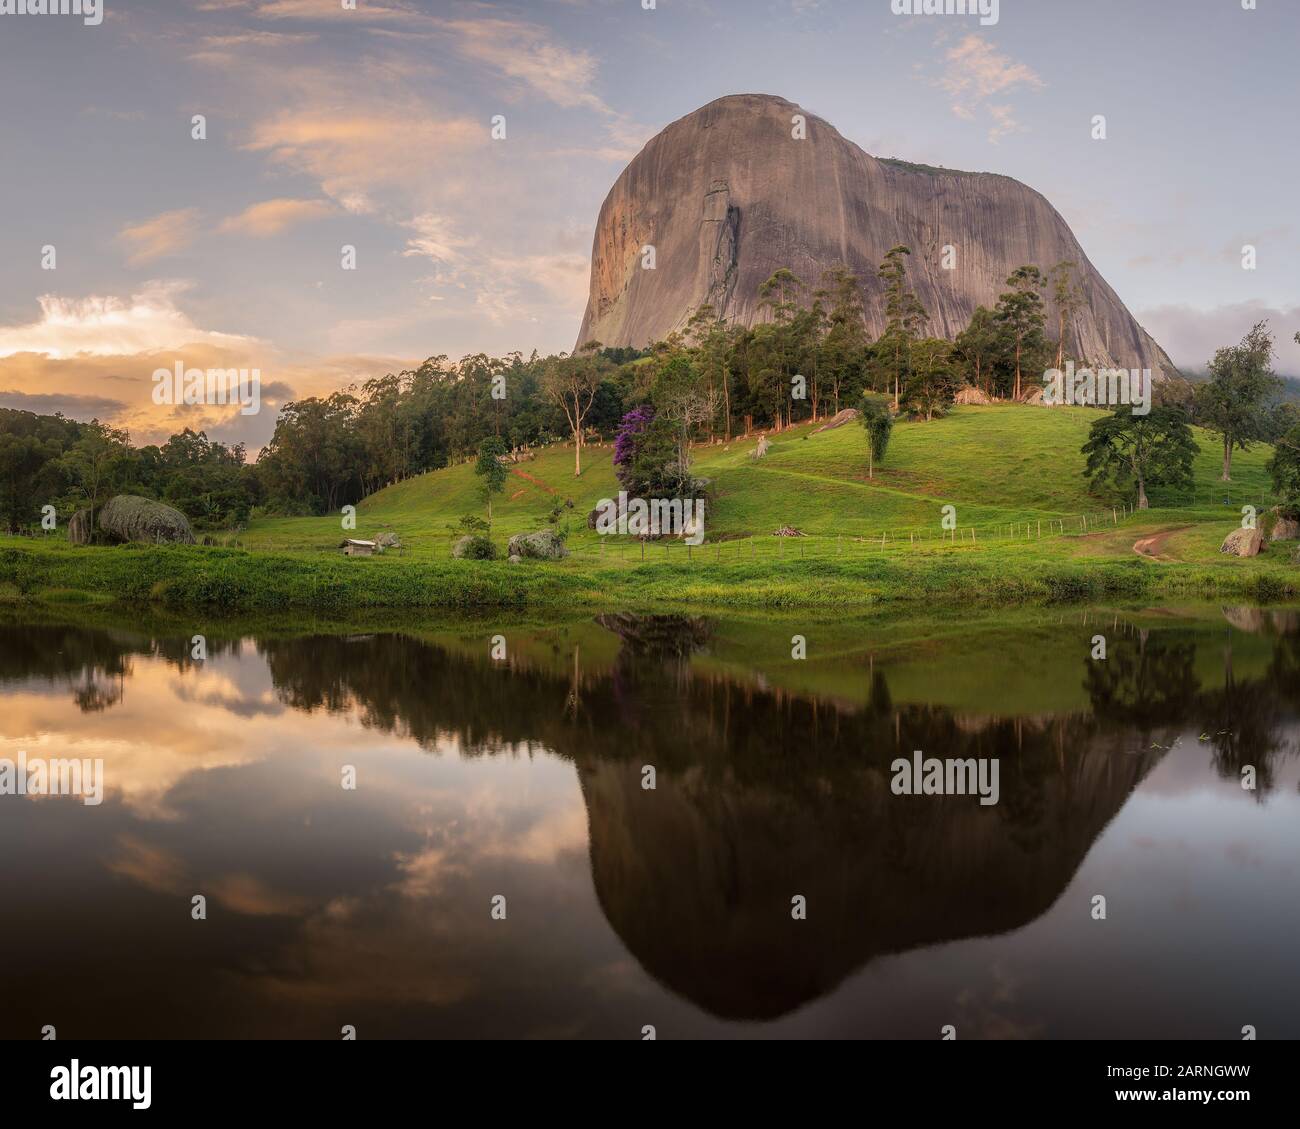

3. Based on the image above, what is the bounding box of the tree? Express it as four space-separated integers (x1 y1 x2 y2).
859 393 893 480
0 432 62 531
1266 423 1300 508
660 384 719 486
757 268 807 429
995 266 1047 400
1049 261 1085 370
474 436 508 525
904 338 959 421
541 344 604 477
650 348 717 486
613 405 685 497
952 306 1006 396
1194 321 1282 482
257 392 362 513
877 246 927 410
1081 406 1198 510
613 405 656 493
61 422 132 525
686 304 731 439
817 266 869 415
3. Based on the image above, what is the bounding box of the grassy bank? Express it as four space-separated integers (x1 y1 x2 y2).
1 528 1295 614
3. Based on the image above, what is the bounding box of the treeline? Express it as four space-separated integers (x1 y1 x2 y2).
4 245 1298 528
0 410 254 533
255 248 1299 512
253 248 1084 510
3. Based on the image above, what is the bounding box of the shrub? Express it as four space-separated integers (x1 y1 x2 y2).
460 535 499 560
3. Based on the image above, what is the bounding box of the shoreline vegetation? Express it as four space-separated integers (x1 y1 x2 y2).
1 523 1295 615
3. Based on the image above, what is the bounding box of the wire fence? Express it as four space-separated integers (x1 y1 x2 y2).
564 505 1136 567
555 496 1281 568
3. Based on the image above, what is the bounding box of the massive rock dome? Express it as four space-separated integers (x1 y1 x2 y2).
577 93 1177 378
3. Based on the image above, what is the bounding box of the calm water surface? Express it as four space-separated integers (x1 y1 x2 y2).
1 606 1297 1039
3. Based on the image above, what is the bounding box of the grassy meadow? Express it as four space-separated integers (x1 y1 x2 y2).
1 404 1296 613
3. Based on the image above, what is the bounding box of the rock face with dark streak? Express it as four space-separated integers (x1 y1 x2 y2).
577 93 1178 378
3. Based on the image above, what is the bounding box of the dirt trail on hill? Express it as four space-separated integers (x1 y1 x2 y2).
1133 526 1193 562
510 469 557 495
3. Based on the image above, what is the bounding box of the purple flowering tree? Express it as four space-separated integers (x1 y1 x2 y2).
613 405 655 491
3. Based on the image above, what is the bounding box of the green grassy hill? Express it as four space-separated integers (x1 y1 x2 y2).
2 404 1293 613
239 404 1277 559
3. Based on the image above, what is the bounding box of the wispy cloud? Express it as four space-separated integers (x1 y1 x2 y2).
117 208 202 266
219 197 335 236
442 17 605 111
933 34 1044 143
240 107 482 213
401 214 476 265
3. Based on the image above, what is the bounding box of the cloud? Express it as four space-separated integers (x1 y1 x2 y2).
0 390 128 420
401 214 476 264
933 34 1044 143
117 208 202 266
186 29 319 62
0 282 258 360
241 109 481 211
1136 301 1300 376
0 342 387 451
486 252 591 309
439 15 649 159
442 17 605 111
0 284 301 446
254 0 422 22
218 197 335 236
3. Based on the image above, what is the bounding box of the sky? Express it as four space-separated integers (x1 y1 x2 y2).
1 0 1297 450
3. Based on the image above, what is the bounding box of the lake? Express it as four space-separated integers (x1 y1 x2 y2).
1 605 1297 1039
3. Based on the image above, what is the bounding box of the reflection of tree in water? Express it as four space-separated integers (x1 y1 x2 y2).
1083 627 1200 734
72 678 124 713
0 623 242 714
1082 615 1300 798
595 613 713 660
1197 622 1298 797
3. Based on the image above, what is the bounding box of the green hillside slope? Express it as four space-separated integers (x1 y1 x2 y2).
239 404 1277 558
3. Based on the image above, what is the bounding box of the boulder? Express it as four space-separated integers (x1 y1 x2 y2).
67 508 94 545
376 531 402 550
1220 528 1265 558
97 495 195 545
954 386 992 406
1264 508 1300 541
507 529 569 560
813 408 859 432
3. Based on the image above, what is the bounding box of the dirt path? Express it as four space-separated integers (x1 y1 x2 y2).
1133 525 1194 562
510 468 557 495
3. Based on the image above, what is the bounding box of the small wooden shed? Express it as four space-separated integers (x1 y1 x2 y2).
340 538 378 557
